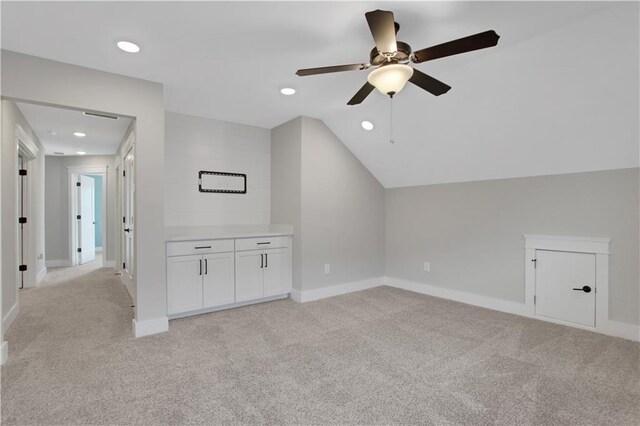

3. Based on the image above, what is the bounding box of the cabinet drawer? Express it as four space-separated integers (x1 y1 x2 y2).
235 236 289 251
167 239 234 257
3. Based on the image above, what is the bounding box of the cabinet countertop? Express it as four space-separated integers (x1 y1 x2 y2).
165 224 293 242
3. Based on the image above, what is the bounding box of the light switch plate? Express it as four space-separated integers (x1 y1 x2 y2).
324 264 331 274
424 262 431 272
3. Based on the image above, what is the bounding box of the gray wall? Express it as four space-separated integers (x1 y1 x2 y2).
271 117 385 292
385 168 640 326
300 117 385 290
44 155 116 263
2 50 165 325
271 118 302 290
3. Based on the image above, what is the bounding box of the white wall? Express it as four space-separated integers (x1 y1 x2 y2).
164 111 270 226
385 168 640 326
271 117 386 292
44 155 116 265
1 100 46 333
1 50 166 335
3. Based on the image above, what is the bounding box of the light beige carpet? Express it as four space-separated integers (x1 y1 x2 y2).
1 266 639 425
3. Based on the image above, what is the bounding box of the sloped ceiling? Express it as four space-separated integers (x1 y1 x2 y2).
2 1 638 187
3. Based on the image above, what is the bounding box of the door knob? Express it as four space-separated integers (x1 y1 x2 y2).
124 228 131 233
572 285 592 293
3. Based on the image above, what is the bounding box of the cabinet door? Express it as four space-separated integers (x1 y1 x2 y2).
203 252 235 308
167 255 203 315
235 251 264 302
263 248 292 297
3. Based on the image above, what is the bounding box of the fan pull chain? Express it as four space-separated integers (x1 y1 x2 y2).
389 96 395 145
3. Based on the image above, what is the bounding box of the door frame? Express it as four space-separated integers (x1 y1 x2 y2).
115 131 135 302
524 234 610 333
68 165 108 266
15 124 39 289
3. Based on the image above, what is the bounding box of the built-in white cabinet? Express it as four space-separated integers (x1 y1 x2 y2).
166 240 235 315
166 234 292 318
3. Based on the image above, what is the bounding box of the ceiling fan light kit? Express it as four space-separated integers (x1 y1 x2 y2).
295 9 500 105
367 64 413 96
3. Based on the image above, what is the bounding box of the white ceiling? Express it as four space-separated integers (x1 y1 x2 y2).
16 102 132 156
2 1 638 187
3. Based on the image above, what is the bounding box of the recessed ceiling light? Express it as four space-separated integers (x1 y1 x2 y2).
77 151 86 156
280 87 296 96
73 132 86 137
117 40 140 53
47 130 57 136
361 121 374 131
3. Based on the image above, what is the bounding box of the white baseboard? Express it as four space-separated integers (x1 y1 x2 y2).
132 317 168 338
121 276 136 305
46 259 71 268
291 277 383 303
103 260 116 268
603 320 640 342
2 303 19 335
36 267 47 284
0 341 8 365
384 276 530 317
96 247 103 253
384 276 639 342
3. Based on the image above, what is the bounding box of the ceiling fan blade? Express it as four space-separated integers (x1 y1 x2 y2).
347 82 375 105
296 63 369 77
412 30 500 63
409 68 451 96
365 9 397 55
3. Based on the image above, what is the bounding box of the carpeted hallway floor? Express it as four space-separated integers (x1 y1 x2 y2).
1 266 639 425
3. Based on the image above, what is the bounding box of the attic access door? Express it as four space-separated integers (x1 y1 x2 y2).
78 175 96 264
535 250 596 327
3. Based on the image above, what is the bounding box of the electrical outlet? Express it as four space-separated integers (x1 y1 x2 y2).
324 264 331 274
423 261 431 272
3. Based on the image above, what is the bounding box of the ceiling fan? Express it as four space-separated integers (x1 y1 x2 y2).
296 9 500 105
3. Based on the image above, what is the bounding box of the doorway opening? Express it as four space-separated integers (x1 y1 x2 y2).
69 169 107 268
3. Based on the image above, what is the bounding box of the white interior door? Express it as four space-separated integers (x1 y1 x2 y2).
535 250 596 327
78 175 96 264
123 147 135 282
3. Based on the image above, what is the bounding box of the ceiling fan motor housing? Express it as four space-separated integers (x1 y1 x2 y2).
370 41 412 66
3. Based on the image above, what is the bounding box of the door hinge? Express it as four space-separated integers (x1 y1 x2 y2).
19 169 27 176
18 264 27 272
18 217 27 224
77 215 81 220
123 170 126 177
534 295 536 304
123 262 126 269
531 258 537 268
77 248 82 253
76 182 81 187
123 216 126 224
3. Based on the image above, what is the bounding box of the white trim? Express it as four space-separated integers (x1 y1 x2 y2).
67 166 108 267
290 277 383 303
96 247 103 253
384 277 529 317
169 294 289 320
36 267 47 284
121 275 136 304
2 303 19 335
15 124 39 160
45 259 72 268
132 317 168 338
524 234 611 337
0 342 8 366
523 234 610 254
383 277 638 342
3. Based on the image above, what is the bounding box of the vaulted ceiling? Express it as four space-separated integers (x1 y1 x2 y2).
2 1 638 187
